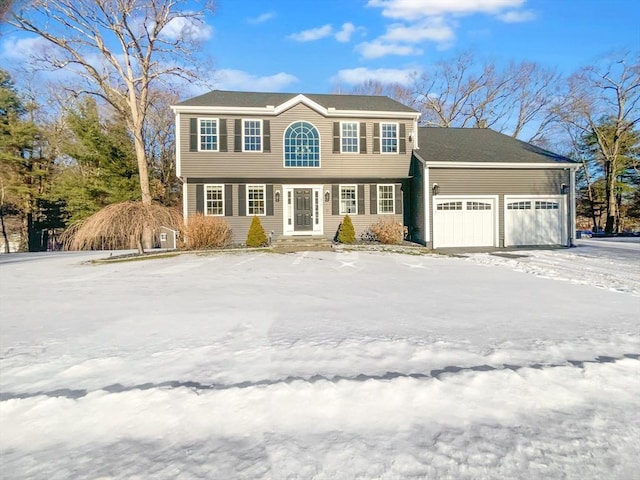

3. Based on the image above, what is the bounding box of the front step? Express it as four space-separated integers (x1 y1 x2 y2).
271 235 334 252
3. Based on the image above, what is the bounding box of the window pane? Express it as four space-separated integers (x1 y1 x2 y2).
340 185 357 214
284 121 320 167
244 120 262 151
247 185 265 215
378 185 394 213
341 122 358 153
200 119 218 151
381 123 397 153
206 185 224 215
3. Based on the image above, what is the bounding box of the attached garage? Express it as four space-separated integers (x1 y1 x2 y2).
505 196 566 246
433 196 497 248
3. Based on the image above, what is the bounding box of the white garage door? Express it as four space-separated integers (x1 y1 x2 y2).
505 197 565 246
433 197 496 248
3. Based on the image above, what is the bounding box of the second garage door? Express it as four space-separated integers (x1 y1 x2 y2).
433 197 497 248
505 196 565 246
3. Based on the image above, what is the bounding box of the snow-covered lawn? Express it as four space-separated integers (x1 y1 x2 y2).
1 239 639 479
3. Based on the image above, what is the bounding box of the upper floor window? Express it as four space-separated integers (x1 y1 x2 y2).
340 185 357 215
341 122 359 153
381 123 398 153
199 118 218 151
247 184 266 216
378 184 395 213
243 120 262 152
205 184 224 216
284 121 320 167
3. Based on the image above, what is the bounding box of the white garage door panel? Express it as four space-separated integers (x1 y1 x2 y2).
505 197 564 246
433 198 496 248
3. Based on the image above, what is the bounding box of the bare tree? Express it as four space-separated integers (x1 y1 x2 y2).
556 52 640 233
10 0 214 206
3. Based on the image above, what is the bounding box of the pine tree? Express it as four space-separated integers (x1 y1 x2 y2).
337 215 356 244
246 216 268 247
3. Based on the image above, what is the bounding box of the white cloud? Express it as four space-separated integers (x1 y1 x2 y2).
288 24 333 42
335 23 356 42
1 36 53 61
356 40 423 59
333 67 420 86
498 10 536 22
367 0 525 20
247 12 276 24
160 15 213 42
213 69 298 91
382 17 455 43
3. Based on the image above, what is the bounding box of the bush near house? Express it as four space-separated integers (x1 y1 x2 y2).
182 214 232 249
370 217 404 245
336 215 356 244
246 216 268 247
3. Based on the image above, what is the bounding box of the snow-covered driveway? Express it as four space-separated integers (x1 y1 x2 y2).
1 241 638 479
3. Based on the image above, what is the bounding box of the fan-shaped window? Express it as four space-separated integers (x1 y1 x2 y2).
284 121 320 167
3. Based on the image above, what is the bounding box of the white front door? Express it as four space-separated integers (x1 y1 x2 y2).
433 197 497 248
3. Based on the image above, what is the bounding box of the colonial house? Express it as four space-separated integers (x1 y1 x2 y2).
171 91 578 249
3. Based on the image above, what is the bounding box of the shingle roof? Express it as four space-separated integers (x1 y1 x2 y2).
415 127 575 164
176 90 418 113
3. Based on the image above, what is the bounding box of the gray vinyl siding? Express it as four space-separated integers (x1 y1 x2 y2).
186 182 403 243
409 157 426 244
426 167 571 247
179 103 413 179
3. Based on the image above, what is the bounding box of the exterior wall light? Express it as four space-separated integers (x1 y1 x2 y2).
275 190 281 202
324 190 331 202
560 183 568 194
432 183 439 196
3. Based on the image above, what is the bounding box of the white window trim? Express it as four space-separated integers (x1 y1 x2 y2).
340 121 359 154
204 183 225 216
246 183 267 217
380 122 399 155
339 184 358 215
198 117 219 152
242 119 263 153
377 184 395 214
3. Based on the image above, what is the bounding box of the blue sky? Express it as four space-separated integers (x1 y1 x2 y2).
204 0 639 93
1 0 638 96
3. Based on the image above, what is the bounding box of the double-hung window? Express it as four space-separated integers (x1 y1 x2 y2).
340 185 357 214
341 122 359 153
199 118 218 151
378 184 395 213
247 184 266 216
381 123 398 153
205 184 224 216
243 120 262 152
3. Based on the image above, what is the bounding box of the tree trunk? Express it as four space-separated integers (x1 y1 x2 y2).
0 209 10 253
604 160 617 234
580 159 600 232
133 129 152 206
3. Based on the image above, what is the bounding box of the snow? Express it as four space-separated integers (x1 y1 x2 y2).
1 239 639 479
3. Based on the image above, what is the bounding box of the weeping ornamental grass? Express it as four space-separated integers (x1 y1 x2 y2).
62 201 182 253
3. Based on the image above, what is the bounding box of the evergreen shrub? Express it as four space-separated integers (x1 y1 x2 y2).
246 216 268 247
337 215 356 244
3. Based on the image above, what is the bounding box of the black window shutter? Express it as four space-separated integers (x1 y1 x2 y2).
234 119 242 152
358 185 365 214
263 120 271 153
266 184 274 216
373 123 380 154
219 119 227 152
224 184 233 216
333 122 340 153
395 183 403 214
238 184 246 216
399 123 406 154
190 118 198 152
370 184 377 214
359 122 367 154
196 184 204 214
332 184 339 215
